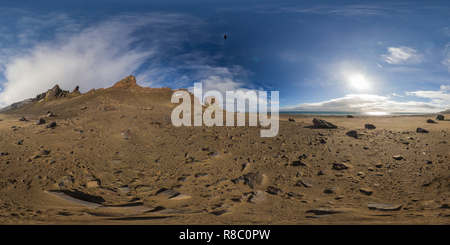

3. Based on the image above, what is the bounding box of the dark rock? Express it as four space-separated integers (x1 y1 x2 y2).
423 159 432 164
347 115 354 118
416 127 429 133
332 162 350 170
35 118 46 125
195 172 209 178
292 160 308 167
312 118 337 128
19 117 27 121
359 187 374 195
427 119 436 123
365 124 376 129
288 118 295 122
346 130 359 139
46 122 57 128
267 186 283 195
324 187 337 194
15 140 23 145
306 208 345 215
367 202 403 211
436 115 444 120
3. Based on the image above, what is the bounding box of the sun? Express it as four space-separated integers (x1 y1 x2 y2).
349 74 370 90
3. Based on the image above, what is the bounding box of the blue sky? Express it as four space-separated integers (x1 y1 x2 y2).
1 0 450 113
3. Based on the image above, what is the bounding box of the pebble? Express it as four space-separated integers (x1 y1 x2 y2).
120 129 132 139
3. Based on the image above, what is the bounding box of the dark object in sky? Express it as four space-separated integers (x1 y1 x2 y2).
224 35 227 39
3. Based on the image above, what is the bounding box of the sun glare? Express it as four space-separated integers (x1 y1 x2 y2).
349 74 370 90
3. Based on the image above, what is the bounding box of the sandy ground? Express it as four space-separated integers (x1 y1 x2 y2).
2 88 450 224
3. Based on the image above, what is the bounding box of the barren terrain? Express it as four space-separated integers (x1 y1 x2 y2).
2 77 450 224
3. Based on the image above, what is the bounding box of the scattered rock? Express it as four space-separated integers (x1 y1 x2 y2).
288 118 295 122
365 124 376 129
15 139 23 145
332 162 350 170
367 202 403 211
423 159 432 164
416 127 429 133
241 162 250 171
312 118 337 129
427 119 436 123
346 130 359 139
324 187 337 194
35 118 46 125
359 187 374 196
120 129 132 139
234 172 266 188
37 149 50 155
195 172 209 178
436 115 445 120
392 155 403 160
298 179 316 188
46 122 57 129
249 190 266 203
245 172 266 188
155 115 171 125
19 117 27 121
306 208 345 215
267 186 283 195
292 160 308 167
210 151 221 158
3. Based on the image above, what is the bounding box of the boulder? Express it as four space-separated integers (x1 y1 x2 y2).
312 118 337 128
288 118 295 122
46 122 57 128
347 115 354 118
346 130 359 139
19 117 27 121
35 118 46 125
364 124 376 129
416 127 429 133
436 115 444 120
427 119 436 123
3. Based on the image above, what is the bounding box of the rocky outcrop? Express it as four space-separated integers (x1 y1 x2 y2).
313 118 337 128
111 75 141 90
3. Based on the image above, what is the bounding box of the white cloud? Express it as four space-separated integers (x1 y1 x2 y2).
392 93 403 97
281 93 445 113
380 46 421 65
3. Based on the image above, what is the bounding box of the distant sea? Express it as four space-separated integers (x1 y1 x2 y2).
278 111 429 116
